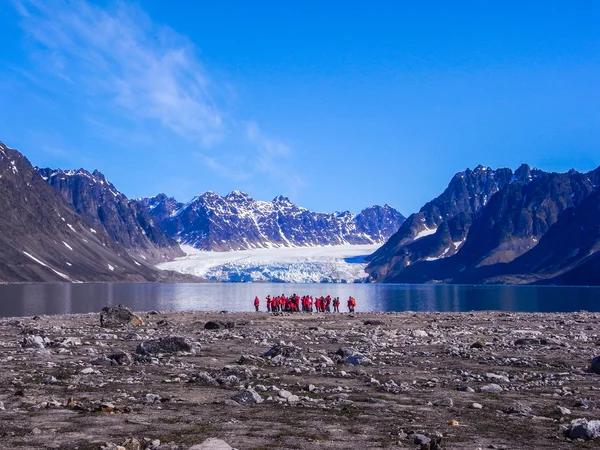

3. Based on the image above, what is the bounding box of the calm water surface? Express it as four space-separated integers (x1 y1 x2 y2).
0 283 598 317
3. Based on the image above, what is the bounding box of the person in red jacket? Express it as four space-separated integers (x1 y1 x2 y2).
347 296 356 313
254 296 260 312
266 296 272 313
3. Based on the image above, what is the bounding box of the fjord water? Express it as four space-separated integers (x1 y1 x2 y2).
0 283 599 318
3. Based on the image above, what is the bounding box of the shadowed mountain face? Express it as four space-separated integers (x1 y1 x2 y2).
141 191 405 251
366 164 600 285
0 142 188 282
37 168 183 264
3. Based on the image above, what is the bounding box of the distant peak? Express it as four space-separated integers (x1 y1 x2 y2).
273 195 291 204
225 190 252 201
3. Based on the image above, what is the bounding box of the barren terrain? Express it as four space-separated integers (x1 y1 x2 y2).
1 309 599 449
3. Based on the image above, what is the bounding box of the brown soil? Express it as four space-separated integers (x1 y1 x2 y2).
0 310 599 449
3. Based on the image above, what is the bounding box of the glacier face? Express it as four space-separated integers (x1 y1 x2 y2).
156 244 380 283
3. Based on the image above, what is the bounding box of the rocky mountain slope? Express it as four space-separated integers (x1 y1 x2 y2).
143 191 405 251
37 168 183 264
0 142 193 282
366 164 600 285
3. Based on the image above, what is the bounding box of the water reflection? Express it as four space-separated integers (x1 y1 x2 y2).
0 283 598 318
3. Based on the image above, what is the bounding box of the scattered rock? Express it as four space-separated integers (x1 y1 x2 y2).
504 402 533 416
100 305 143 327
230 388 263 405
188 438 233 450
568 418 600 440
481 384 503 393
136 336 195 356
412 330 429 338
204 321 235 330
364 320 384 326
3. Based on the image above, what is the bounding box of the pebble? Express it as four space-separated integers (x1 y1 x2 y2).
480 384 503 393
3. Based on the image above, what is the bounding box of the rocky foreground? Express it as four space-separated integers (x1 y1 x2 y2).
1 308 600 450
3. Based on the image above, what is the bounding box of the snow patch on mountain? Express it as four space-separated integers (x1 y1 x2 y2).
156 244 380 283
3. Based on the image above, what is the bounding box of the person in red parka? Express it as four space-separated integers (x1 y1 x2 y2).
254 296 260 312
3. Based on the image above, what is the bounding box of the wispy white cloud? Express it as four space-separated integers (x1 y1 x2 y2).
14 0 223 146
13 0 303 195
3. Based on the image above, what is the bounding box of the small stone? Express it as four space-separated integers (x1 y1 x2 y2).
457 386 475 393
31 427 42 435
471 403 483 409
188 438 233 450
230 388 263 405
412 434 430 445
412 330 428 338
434 397 453 407
504 402 533 416
480 383 503 393
80 367 95 374
554 405 571 415
43 375 57 384
470 341 485 349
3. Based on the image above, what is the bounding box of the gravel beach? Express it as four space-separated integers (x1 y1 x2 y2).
1 308 599 449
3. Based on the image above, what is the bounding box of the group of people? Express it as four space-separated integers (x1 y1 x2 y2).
253 294 357 313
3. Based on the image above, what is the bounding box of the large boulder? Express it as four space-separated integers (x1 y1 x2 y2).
136 336 195 356
100 305 143 327
204 321 235 330
569 418 600 440
590 356 600 374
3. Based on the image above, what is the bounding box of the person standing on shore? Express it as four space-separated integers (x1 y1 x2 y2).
254 296 260 312
266 296 272 312
333 297 340 312
347 296 356 313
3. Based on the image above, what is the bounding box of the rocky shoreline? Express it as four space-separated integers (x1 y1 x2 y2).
1 308 599 449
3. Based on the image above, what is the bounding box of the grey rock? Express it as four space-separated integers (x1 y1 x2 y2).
504 402 533 416
569 418 600 440
188 438 233 449
22 335 47 348
471 402 483 409
100 305 143 327
484 373 510 383
412 434 430 445
107 351 133 365
230 388 263 405
481 383 503 393
264 344 303 359
189 372 219 386
457 386 475 393
204 321 235 330
434 397 453 407
136 336 195 356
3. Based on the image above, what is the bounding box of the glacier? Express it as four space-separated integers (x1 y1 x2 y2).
156 244 380 283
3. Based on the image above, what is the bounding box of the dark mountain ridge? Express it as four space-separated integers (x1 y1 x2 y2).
37 168 183 264
0 142 191 282
366 164 600 285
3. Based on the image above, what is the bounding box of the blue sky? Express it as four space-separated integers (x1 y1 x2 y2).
0 1 598 215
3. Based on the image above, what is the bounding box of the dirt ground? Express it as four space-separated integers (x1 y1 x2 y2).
0 309 599 449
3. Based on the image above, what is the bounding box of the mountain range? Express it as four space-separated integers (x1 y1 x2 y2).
366 164 600 285
0 142 193 282
1 139 598 285
141 191 405 251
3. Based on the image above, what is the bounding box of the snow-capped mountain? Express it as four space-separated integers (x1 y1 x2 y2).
366 164 600 285
37 168 184 264
142 190 405 251
0 141 192 282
